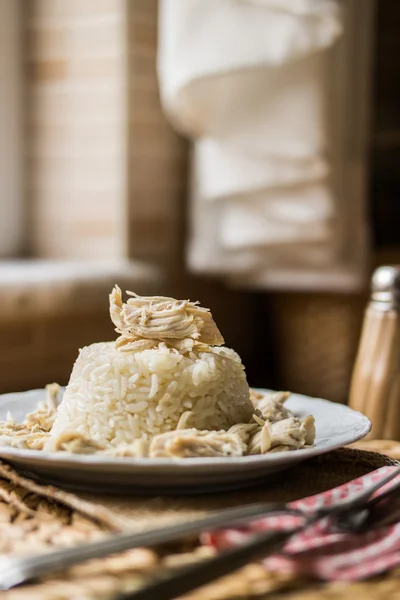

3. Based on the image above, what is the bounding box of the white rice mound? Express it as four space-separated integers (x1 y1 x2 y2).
49 342 253 447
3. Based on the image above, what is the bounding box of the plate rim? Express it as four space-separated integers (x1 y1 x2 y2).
0 388 371 469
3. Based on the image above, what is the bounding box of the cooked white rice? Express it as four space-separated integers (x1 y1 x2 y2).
49 342 253 447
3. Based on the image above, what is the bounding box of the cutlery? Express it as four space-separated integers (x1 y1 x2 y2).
1 465 399 593
118 466 400 600
0 502 300 590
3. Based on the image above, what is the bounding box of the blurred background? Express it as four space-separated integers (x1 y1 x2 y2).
0 0 397 403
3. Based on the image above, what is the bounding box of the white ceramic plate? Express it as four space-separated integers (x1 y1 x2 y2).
0 388 370 494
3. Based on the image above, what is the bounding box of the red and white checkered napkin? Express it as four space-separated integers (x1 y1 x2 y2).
202 467 400 581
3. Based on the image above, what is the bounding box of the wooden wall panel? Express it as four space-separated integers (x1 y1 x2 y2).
126 0 187 267
26 0 127 259
26 0 187 265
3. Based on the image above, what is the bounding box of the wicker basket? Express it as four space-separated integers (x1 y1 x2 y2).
269 293 367 404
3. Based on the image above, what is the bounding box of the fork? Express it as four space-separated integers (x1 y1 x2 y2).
0 502 303 591
1 466 399 592
334 476 400 533
118 466 400 600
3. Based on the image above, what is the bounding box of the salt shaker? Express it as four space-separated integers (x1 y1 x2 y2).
349 265 400 440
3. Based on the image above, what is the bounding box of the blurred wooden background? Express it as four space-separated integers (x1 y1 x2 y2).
0 0 399 402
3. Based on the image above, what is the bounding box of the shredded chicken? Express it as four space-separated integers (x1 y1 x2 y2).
0 386 316 458
227 423 259 445
0 384 61 451
44 432 105 454
101 440 149 458
146 411 316 459
251 390 292 422
149 428 247 458
248 415 316 455
301 415 316 445
246 422 272 455
269 445 292 453
25 382 61 432
110 286 224 353
0 430 51 451
269 417 309 448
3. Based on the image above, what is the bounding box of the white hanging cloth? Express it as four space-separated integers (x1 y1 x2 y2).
158 0 370 291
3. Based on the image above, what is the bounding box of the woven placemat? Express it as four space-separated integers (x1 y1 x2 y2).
350 439 400 460
1 447 399 600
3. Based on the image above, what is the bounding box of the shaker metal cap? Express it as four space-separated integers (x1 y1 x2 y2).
371 265 400 304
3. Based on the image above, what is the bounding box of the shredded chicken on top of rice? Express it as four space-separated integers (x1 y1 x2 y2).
0 288 316 458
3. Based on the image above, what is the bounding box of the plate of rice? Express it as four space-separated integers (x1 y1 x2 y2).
0 287 370 494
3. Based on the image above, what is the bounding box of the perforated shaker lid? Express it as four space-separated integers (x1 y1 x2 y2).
371 265 400 304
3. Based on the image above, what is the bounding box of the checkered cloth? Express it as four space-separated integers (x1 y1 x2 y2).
203 467 400 581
